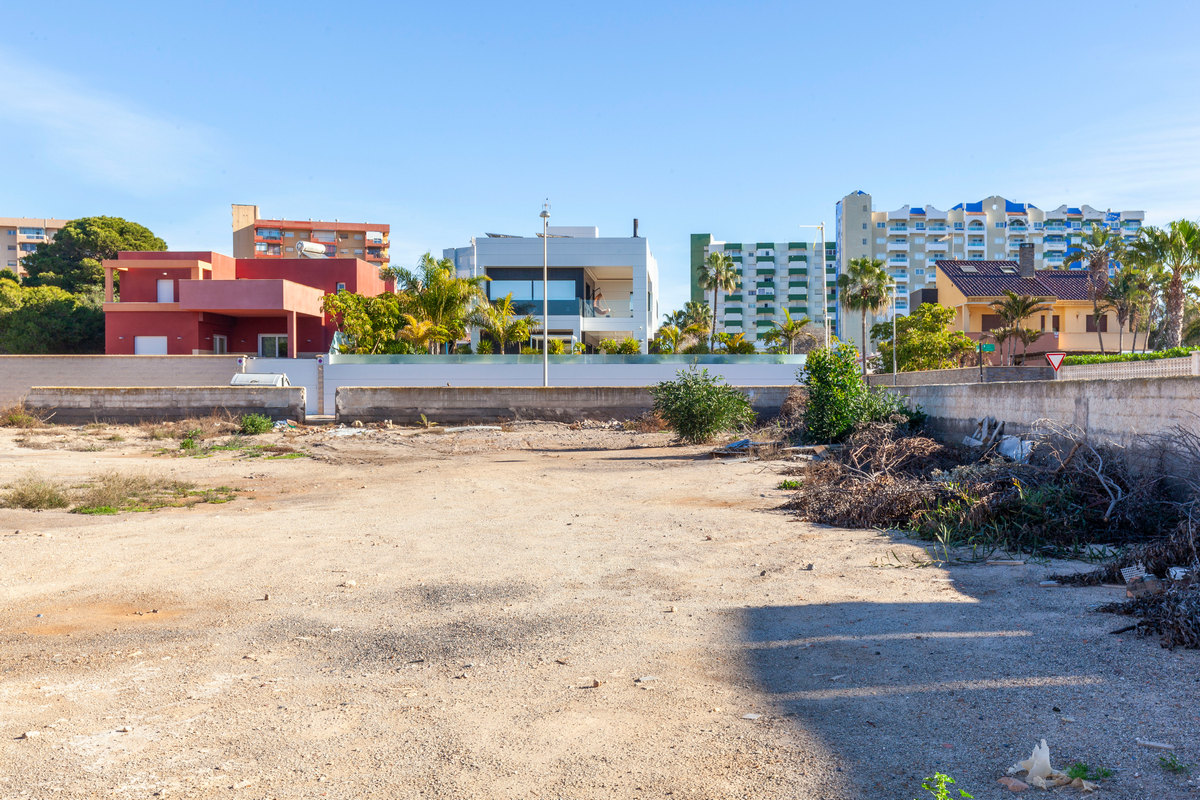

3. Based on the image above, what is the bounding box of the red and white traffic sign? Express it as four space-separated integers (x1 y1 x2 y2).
1045 352 1066 371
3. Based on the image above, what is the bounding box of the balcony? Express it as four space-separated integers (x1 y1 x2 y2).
967 240 985 249
926 240 948 252
887 240 909 251
888 256 907 264
888 226 908 234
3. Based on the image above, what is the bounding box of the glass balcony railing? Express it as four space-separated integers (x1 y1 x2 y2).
501 298 637 318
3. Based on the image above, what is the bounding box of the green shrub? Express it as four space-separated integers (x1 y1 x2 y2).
650 367 756 443
476 340 494 355
520 345 540 355
0 402 45 428
598 337 641 354
1062 346 1198 366
801 344 922 442
239 414 273 435
179 437 198 450
548 338 568 355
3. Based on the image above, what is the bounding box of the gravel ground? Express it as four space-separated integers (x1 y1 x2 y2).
0 423 1196 799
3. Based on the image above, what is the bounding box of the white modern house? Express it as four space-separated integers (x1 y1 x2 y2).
444 223 660 353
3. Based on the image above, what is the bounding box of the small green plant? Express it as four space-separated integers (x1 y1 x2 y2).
1066 762 1114 781
916 772 972 800
650 367 756 444
548 338 568 355
777 479 801 490
0 402 45 428
239 414 273 435
180 437 198 450
598 337 641 354
1159 753 1192 775
801 344 922 443
476 339 494 354
1 473 70 509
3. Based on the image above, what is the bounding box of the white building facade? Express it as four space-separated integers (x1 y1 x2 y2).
834 191 1144 347
444 225 659 353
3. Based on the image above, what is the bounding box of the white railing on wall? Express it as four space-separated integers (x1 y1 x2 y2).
1057 352 1200 381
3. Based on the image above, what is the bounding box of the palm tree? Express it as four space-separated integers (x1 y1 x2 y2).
1064 227 1124 353
470 294 537 354
651 324 682 354
397 314 450 354
698 251 739 349
763 309 814 354
987 291 1053 365
988 327 1014 366
678 300 712 336
1014 327 1042 364
837 257 891 377
384 253 489 353
1128 221 1200 348
1105 263 1148 353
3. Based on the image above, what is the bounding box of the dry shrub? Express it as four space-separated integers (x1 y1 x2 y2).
76 472 193 511
1100 582 1200 649
2 472 69 509
0 402 47 429
624 411 670 433
176 414 239 438
779 386 807 424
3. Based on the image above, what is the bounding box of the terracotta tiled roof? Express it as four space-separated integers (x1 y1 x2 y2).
935 260 1091 300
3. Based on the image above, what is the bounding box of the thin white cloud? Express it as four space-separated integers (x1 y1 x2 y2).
1024 119 1200 223
0 50 218 196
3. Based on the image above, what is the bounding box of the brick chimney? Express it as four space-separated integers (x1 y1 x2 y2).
1018 243 1035 277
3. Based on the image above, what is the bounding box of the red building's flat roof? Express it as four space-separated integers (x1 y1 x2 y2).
253 220 389 233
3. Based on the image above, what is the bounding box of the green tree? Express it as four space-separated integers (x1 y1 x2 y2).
470 294 536 354
698 251 739 348
1065 226 1124 353
837 257 891 377
21 217 166 295
714 331 756 354
321 291 403 354
650 324 682 354
1128 221 1200 349
763 309 814 354
0 279 104 353
383 253 489 352
870 303 975 372
1106 263 1148 353
985 291 1053 364
802 344 867 442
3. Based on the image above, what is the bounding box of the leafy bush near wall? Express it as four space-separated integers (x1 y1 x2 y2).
650 367 756 443
1062 347 1199 366
802 344 923 443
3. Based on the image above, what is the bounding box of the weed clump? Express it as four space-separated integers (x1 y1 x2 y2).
239 413 273 435
650 367 755 444
1 472 70 509
0 402 47 429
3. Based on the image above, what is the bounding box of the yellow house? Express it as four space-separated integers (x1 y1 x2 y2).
934 255 1128 361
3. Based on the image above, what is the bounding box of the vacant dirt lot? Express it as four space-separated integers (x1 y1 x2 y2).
1 423 1197 799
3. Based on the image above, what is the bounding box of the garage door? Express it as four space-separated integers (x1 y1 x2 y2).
134 336 168 355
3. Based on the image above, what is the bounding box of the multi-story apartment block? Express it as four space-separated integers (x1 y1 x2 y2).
1 217 69 276
835 191 1144 348
690 234 836 349
231 204 390 268
445 223 659 353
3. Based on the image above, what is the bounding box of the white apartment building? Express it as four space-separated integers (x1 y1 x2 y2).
1 217 69 275
444 224 659 353
834 191 1144 348
690 234 836 348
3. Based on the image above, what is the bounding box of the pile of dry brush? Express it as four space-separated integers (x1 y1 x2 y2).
782 419 1182 551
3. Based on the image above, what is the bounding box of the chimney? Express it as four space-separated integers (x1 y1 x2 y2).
1018 243 1035 277
633 218 639 238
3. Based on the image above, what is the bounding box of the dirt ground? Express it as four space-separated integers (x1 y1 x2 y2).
1 422 1197 799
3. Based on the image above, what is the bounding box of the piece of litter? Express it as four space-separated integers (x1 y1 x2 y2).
997 776 1029 792
1039 581 1060 588
1120 563 1149 584
1060 716 1076 723
1010 739 1055 782
742 713 761 720
117 726 132 733
18 731 39 740
634 676 658 683
1135 738 1175 750
830 674 845 681
988 560 1025 566
665 606 676 613
1168 566 1191 580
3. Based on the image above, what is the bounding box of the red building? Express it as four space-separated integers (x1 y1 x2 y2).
103 251 392 357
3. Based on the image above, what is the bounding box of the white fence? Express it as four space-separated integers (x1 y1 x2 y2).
243 354 807 415
1056 352 1200 382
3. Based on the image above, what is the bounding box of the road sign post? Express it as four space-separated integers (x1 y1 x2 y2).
1046 352 1066 372
977 342 995 382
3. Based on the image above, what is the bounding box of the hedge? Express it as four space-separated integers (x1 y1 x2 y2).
1061 346 1200 366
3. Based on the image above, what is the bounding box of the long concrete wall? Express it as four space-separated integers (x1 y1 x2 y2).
336 385 792 424
25 386 306 424
889 376 1200 447
1 356 243 407
867 366 1054 386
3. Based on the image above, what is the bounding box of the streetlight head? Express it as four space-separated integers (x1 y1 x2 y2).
539 210 549 219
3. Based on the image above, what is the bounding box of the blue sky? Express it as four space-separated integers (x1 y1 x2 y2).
3 1 1200 316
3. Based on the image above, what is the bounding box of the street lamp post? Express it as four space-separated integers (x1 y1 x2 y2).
796 223 830 348
891 279 898 384
540 203 550 388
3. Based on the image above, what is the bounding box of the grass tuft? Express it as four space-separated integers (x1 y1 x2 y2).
1 472 70 509
0 402 48 429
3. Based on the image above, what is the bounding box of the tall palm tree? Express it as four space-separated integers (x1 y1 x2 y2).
1014 327 1042 364
764 309 814 354
678 300 712 337
1064 227 1124 353
383 253 489 353
987 291 1053 365
698 251 739 349
470 294 537 354
988 327 1014 366
1128 221 1200 348
837 257 891 377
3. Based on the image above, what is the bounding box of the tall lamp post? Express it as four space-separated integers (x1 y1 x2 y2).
540 203 550 387
891 279 898 384
796 223 830 348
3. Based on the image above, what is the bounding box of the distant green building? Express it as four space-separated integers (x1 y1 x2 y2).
690 233 837 349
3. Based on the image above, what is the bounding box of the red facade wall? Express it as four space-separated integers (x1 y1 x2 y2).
106 311 203 355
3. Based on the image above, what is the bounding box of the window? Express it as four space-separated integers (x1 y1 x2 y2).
312 230 336 243
861 223 867 229
1086 315 1109 332
19 243 36 252
994 238 1004 244
876 238 885 244
954 222 964 230
861 239 867 245
284 231 295 237
354 248 363 255
914 268 925 275
995 222 1006 229
876 222 886 228
981 313 1003 331
354 233 363 240
18 227 45 237
914 222 925 230
1053 315 1061 332
259 334 288 357
862 204 868 212
336 282 347 292
6 245 14 250
285 246 294 252
255 227 281 239
913 253 924 260
999 267 1017 274
6 261 16 267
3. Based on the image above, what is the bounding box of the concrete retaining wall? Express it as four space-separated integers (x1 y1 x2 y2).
25 386 306 424
335 385 792 424
1 356 243 407
888 376 1200 447
867 366 1054 386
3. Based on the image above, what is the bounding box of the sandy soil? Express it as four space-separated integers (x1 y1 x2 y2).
0 423 1197 799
